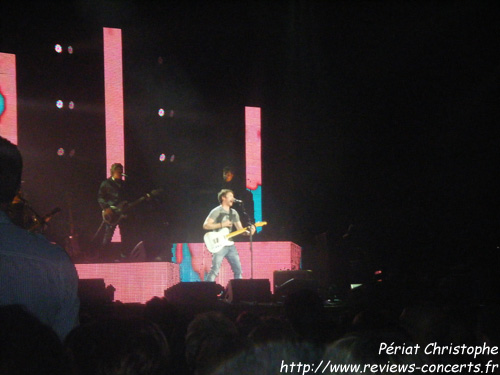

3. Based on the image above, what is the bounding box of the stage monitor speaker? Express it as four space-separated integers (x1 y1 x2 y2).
129 241 146 262
225 279 272 303
275 278 319 295
164 282 223 305
273 270 313 290
274 270 319 301
78 279 114 305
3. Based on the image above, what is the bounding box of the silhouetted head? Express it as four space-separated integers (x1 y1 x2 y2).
0 136 22 205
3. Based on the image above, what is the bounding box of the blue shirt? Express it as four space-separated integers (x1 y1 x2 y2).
0 210 79 340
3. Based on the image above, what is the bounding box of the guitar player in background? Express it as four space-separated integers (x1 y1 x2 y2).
203 189 255 282
97 163 131 261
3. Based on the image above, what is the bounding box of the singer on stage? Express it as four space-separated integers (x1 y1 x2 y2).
203 189 255 281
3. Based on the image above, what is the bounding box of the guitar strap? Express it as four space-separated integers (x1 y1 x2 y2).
214 207 234 232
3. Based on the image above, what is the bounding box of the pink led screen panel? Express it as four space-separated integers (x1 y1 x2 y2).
103 27 125 242
245 106 262 190
103 27 125 172
0 53 18 144
245 106 263 229
75 262 180 304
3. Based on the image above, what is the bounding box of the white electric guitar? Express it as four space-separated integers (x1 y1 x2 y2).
204 221 267 253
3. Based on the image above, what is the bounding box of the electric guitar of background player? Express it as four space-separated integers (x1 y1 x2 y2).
102 189 163 226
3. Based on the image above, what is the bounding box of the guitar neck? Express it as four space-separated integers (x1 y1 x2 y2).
122 189 161 214
225 222 267 239
122 196 147 213
226 227 250 239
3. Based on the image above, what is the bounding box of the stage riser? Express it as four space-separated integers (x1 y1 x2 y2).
76 241 301 303
173 241 301 292
76 262 180 304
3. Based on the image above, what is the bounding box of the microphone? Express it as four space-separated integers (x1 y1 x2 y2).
233 199 243 203
121 173 128 178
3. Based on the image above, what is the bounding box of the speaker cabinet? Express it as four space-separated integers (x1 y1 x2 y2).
78 279 114 305
129 241 146 262
273 270 318 301
164 282 223 305
273 270 313 289
225 279 272 303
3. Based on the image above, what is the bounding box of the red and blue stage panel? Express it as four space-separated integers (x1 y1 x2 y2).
172 241 302 292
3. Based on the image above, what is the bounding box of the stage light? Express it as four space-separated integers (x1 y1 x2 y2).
55 44 62 53
159 153 166 162
68 46 73 54
158 108 165 117
158 56 163 64
168 110 174 118
69 149 75 157
57 148 65 156
170 154 175 162
68 101 75 109
56 100 63 109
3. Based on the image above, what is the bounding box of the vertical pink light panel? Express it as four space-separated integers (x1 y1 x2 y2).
103 27 125 242
245 106 263 226
0 53 18 144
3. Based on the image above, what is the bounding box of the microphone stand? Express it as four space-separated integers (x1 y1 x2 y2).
239 201 255 279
